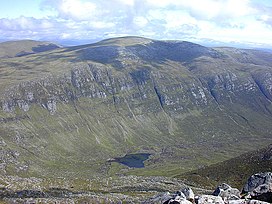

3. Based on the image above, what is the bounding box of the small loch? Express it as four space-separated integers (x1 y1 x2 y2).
111 153 151 168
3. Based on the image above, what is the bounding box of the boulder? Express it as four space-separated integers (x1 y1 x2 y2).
242 172 272 202
180 187 195 202
250 183 272 202
163 196 192 204
212 183 240 200
148 192 173 203
227 200 246 204
174 191 187 200
213 183 231 193
242 172 272 194
163 191 192 204
228 199 270 204
196 195 224 204
146 191 192 204
246 200 270 204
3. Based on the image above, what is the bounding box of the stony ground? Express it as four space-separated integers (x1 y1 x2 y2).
1 172 271 203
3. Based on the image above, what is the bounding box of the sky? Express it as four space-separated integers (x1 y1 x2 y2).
0 0 272 48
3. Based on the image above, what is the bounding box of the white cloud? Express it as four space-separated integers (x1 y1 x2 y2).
91 21 116 29
133 16 148 27
43 0 98 20
146 0 255 20
163 10 197 29
196 17 272 45
59 0 97 20
0 0 271 48
117 0 135 6
224 0 255 17
0 17 54 31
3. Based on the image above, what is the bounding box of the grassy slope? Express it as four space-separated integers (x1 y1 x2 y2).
176 144 272 190
0 40 60 58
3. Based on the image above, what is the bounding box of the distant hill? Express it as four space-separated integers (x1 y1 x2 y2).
0 40 61 58
177 144 272 189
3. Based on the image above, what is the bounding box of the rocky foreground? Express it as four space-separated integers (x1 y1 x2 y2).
0 172 271 203
146 172 272 204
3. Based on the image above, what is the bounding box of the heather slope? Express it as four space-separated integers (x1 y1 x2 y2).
177 144 272 189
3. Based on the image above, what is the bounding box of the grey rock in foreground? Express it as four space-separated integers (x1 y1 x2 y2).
181 187 195 202
146 172 272 204
242 172 272 193
144 189 193 204
228 200 270 204
147 192 173 204
242 172 272 203
197 195 224 204
213 183 240 201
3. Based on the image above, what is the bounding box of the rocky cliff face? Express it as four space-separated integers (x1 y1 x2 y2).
0 37 272 178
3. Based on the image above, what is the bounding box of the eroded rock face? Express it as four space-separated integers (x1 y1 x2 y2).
1 44 272 118
2 65 272 117
46 99 57 115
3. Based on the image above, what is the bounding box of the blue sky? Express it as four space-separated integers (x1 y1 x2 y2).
0 0 272 48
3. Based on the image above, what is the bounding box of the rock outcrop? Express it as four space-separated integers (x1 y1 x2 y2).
145 189 193 204
213 183 240 201
147 172 272 204
197 195 224 204
242 172 272 203
181 187 195 202
242 172 272 193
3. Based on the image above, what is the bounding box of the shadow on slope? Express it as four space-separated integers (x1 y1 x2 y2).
0 40 61 58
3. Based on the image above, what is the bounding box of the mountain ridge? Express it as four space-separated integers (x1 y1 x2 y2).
0 40 61 58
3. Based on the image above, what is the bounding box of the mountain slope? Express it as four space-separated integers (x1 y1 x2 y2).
176 144 272 189
0 40 61 58
0 36 272 179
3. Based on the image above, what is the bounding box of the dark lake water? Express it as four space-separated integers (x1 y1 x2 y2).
112 153 151 168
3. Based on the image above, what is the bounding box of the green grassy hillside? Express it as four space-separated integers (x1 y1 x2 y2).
0 40 60 58
176 144 272 190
